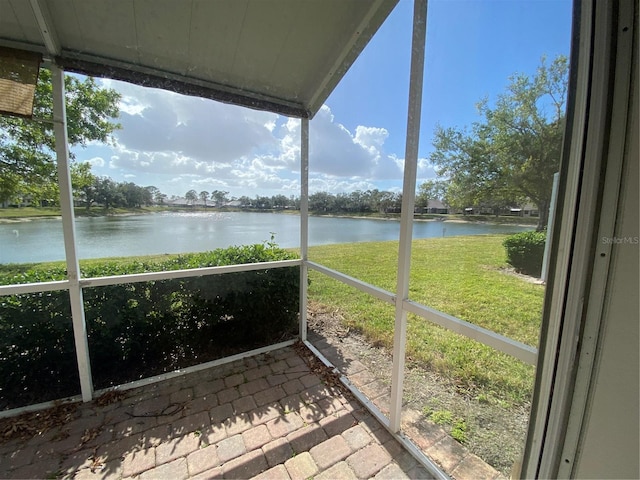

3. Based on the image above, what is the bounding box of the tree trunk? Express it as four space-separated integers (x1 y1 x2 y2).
536 200 549 231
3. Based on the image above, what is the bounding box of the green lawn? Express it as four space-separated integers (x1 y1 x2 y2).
0 206 63 219
308 234 545 405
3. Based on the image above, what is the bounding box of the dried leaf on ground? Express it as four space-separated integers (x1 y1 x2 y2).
294 339 354 400
94 390 126 407
0 402 78 444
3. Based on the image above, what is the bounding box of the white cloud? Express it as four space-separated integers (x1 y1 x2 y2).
96 79 411 197
86 156 105 167
114 90 278 165
309 176 376 194
354 125 388 149
253 106 403 183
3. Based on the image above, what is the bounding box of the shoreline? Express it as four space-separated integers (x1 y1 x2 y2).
0 209 538 229
0 216 62 224
315 213 533 226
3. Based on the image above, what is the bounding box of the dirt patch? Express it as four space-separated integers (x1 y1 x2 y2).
497 266 545 284
307 301 529 476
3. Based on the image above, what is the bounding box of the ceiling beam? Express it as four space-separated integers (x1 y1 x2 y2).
29 0 60 56
59 54 310 118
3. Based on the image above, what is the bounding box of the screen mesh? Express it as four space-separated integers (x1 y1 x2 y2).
0 47 41 118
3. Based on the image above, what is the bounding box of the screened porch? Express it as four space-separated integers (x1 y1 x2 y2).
1 0 637 479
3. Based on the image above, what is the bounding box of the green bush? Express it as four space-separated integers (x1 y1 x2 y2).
503 231 547 277
0 244 299 409
0 289 80 409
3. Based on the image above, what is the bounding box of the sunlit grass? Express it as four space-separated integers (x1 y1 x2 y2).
0 207 62 218
308 234 545 405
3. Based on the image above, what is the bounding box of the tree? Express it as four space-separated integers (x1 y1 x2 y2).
254 195 272 209
145 186 163 205
119 182 147 208
415 180 447 211
0 68 121 204
71 162 97 210
376 191 401 213
94 177 122 210
271 194 289 209
199 190 209 206
429 55 568 230
309 192 333 212
185 190 198 205
237 196 253 208
210 190 228 207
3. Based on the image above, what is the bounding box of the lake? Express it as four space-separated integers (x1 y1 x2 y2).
0 212 532 264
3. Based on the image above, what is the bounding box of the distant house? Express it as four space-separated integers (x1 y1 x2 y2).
166 197 190 207
424 199 449 214
521 202 539 217
508 202 539 217
509 207 523 216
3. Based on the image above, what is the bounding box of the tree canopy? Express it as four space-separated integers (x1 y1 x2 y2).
0 68 121 204
427 55 568 230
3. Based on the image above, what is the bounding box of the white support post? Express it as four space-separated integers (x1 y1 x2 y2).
541 172 560 282
389 0 427 433
51 64 94 402
299 118 310 341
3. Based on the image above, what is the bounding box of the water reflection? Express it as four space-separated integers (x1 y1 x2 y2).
0 212 532 264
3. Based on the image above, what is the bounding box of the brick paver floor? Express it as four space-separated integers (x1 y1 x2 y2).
0 345 436 479
309 332 506 480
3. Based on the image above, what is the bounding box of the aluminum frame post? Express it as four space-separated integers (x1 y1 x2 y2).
299 118 310 341
51 64 94 402
541 172 560 282
522 1 636 476
389 0 427 433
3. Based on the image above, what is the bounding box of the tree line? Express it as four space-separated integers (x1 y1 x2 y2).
180 189 406 214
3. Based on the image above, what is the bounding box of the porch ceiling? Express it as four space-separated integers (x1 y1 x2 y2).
0 0 398 118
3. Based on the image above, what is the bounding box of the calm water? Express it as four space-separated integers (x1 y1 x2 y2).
0 212 532 264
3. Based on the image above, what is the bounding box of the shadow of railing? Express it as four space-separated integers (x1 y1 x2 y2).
0 340 363 479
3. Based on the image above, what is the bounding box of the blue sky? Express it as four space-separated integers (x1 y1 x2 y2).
79 0 573 199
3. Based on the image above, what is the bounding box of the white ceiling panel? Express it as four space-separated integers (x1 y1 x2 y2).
0 0 398 118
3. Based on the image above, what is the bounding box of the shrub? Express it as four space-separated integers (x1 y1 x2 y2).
503 231 547 277
0 244 299 409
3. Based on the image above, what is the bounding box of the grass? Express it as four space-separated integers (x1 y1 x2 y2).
1 232 543 406
0 206 63 219
308 234 545 405
421 408 469 443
